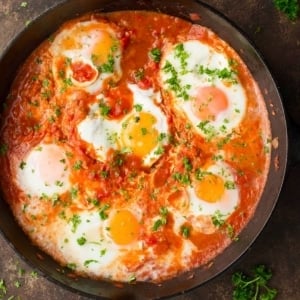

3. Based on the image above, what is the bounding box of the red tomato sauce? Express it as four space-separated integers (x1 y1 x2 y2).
0 11 270 282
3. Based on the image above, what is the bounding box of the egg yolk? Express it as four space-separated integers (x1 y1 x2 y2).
121 112 159 158
192 86 228 121
60 23 116 66
91 31 115 65
109 210 140 245
195 173 225 203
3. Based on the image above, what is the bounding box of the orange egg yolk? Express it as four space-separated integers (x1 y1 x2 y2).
121 112 159 158
192 86 228 121
109 210 140 245
91 30 115 65
60 23 116 66
195 173 225 203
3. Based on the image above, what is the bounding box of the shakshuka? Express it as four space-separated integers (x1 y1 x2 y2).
0 11 271 283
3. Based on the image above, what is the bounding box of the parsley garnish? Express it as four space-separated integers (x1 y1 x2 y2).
154 145 164 155
212 210 238 240
183 157 192 172
197 121 217 140
99 101 111 117
180 225 191 238
199 65 237 84
73 160 83 170
84 259 98 267
149 48 162 62
273 0 299 20
66 263 77 270
134 104 143 112
69 214 81 233
77 236 87 246
172 172 191 185
174 43 189 72
70 187 78 200
232 265 277 300
134 68 145 81
224 180 236 190
99 55 115 73
0 279 7 297
162 60 191 100
19 161 26 169
0 144 8 156
152 206 168 231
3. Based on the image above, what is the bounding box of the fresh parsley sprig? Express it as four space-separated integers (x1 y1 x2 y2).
232 265 277 300
273 0 299 21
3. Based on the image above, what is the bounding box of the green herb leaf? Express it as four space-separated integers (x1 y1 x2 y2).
77 236 87 246
69 214 81 233
149 48 162 62
232 265 277 300
273 0 299 21
0 143 8 156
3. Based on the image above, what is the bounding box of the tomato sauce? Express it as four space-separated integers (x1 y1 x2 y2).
0 11 270 283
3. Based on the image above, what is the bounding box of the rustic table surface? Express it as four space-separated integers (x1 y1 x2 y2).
0 0 299 299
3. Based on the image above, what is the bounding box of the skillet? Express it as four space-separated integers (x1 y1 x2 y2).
0 0 288 299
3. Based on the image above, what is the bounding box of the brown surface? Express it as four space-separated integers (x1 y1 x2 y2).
0 0 299 299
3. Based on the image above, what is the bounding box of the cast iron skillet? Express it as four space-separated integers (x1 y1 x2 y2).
0 0 288 299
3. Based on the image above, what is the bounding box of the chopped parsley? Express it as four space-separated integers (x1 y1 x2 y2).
134 68 145 81
70 187 78 200
141 127 148 135
152 206 168 231
174 43 189 72
172 172 191 185
73 160 83 170
0 279 7 297
69 214 81 233
84 259 98 267
154 145 164 155
134 104 143 112
128 274 136 283
99 55 115 73
20 1 28 8
183 157 192 172
232 265 277 300
60 77 73 93
198 65 237 84
66 263 77 270
19 161 26 169
0 144 8 156
212 210 238 240
162 60 191 100
77 236 87 246
99 204 110 220
197 120 217 140
99 101 111 117
158 132 167 142
224 180 236 190
149 48 162 62
211 210 227 228
180 225 191 238
100 249 107 256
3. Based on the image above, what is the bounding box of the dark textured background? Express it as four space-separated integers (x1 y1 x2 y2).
0 0 299 299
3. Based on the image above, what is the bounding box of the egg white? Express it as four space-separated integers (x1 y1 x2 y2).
160 40 247 138
16 143 71 197
50 20 122 95
188 162 239 217
77 84 169 167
